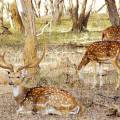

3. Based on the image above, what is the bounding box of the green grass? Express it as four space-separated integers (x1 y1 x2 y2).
0 14 111 47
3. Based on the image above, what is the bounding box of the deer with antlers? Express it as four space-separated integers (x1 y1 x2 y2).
0 50 83 115
102 26 120 41
77 41 120 89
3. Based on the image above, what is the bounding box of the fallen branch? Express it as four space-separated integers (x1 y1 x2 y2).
0 92 11 95
106 104 120 117
92 101 120 117
97 3 106 13
36 20 52 37
97 93 120 101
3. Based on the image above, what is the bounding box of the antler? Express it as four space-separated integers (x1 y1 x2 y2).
0 52 13 71
17 46 46 72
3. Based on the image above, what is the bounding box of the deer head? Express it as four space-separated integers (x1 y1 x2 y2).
0 48 45 86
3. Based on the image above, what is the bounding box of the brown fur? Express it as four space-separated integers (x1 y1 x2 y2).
10 84 84 115
23 86 77 111
78 41 120 89
78 41 120 70
102 26 120 41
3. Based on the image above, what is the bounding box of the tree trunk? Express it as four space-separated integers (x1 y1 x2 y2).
32 0 41 17
0 1 11 34
16 0 38 87
9 1 24 33
83 8 91 29
83 0 93 29
49 0 54 16
105 0 120 26
119 0 120 10
71 0 79 32
93 0 96 13
78 0 87 31
53 0 63 25
71 0 88 32
0 1 3 27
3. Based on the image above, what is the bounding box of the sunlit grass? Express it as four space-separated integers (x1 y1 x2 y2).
0 14 111 46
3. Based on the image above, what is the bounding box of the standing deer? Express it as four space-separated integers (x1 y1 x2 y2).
102 26 120 41
0 51 83 115
77 41 120 89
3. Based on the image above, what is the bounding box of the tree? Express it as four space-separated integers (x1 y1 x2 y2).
0 1 3 27
49 0 63 25
53 0 63 25
32 0 41 17
9 1 24 33
70 0 88 32
105 0 120 26
83 3 93 30
0 1 11 34
16 0 38 86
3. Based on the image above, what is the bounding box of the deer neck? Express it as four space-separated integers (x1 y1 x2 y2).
12 85 27 105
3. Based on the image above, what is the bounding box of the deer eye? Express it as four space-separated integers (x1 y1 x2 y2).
7 71 10 74
17 76 20 78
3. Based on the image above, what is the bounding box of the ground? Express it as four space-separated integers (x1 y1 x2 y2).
0 14 120 120
0 44 120 120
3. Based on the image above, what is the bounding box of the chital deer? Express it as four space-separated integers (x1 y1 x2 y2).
102 26 120 41
77 41 120 89
0 51 83 115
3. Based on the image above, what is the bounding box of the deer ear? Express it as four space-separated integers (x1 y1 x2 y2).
21 69 28 78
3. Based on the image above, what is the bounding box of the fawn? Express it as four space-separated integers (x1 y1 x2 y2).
102 26 120 41
77 41 120 89
0 51 83 115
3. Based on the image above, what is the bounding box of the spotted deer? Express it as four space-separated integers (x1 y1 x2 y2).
0 51 83 115
77 41 120 89
102 26 120 41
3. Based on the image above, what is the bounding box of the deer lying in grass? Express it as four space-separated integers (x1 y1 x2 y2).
77 41 120 89
0 51 83 115
102 26 120 41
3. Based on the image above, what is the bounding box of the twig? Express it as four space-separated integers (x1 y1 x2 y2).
97 3 106 13
0 92 11 95
92 101 120 117
36 20 52 37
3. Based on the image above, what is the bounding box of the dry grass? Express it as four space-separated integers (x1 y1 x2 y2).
0 14 119 120
0 45 120 120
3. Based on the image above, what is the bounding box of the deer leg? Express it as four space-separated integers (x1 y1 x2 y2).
69 105 80 115
43 107 62 115
111 60 120 90
16 105 33 115
92 62 97 88
78 67 84 81
16 105 24 115
99 63 104 87
32 103 37 115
